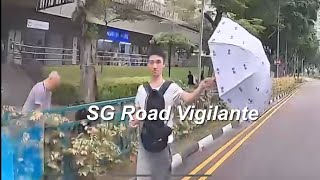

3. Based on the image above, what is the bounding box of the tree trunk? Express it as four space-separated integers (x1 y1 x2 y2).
204 12 215 28
80 36 98 103
208 59 213 77
168 43 172 77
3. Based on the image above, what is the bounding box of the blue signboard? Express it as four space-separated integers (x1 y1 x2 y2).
106 27 130 43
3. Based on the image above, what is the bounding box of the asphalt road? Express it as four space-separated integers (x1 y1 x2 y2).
173 78 320 180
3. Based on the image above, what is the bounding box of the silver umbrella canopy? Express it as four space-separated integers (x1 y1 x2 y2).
208 17 272 118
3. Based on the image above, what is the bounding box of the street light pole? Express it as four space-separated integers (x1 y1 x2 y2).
301 58 304 77
285 40 288 76
276 0 280 79
198 0 205 82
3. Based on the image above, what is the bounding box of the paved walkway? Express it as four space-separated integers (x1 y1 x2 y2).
1 62 35 107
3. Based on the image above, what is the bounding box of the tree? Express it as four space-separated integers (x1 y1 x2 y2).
168 0 320 77
204 0 249 29
201 0 267 75
150 32 194 77
71 0 145 103
279 0 320 74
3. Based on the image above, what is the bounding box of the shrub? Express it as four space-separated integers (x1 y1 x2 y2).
1 106 135 178
52 83 80 106
51 82 144 106
98 82 144 101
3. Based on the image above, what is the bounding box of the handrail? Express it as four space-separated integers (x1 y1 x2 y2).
14 51 75 56
12 41 76 51
96 51 148 57
43 96 135 114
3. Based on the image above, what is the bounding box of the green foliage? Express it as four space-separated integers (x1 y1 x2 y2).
279 0 320 70
73 0 145 39
52 79 187 105
52 83 80 106
45 65 195 105
0 107 71 176
1 106 137 178
234 18 266 37
208 0 248 15
52 82 140 105
166 0 200 28
45 66 195 84
97 82 144 101
65 123 126 176
85 23 101 40
151 32 194 50
189 0 320 73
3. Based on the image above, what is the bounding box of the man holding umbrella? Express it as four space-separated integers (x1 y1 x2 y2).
130 45 217 180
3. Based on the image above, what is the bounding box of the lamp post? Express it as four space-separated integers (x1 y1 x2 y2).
159 19 175 77
198 0 205 82
276 0 280 79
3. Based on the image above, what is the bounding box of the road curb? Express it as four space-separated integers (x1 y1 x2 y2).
170 121 240 171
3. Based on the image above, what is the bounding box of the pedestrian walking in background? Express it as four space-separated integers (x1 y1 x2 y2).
22 71 61 113
130 45 216 180
187 70 195 86
201 69 205 80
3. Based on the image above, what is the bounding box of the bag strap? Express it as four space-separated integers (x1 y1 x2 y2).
143 83 153 95
143 81 173 95
159 81 173 95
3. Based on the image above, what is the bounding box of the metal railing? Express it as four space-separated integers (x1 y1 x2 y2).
10 41 191 67
96 51 148 66
10 41 151 66
11 41 79 65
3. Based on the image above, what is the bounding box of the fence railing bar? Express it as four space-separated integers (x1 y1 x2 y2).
13 51 74 56
12 42 76 51
34 59 73 62
43 97 136 114
96 51 148 57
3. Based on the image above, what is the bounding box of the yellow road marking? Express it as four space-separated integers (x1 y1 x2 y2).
197 89 299 180
181 90 296 180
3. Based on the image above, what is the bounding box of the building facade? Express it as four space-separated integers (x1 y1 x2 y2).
2 0 200 67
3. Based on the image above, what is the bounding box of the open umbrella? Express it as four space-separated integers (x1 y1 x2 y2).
208 17 272 119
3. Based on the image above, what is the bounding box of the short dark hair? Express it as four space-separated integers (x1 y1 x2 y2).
147 45 166 63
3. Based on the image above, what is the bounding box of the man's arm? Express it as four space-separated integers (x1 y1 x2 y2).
181 77 216 104
181 85 204 104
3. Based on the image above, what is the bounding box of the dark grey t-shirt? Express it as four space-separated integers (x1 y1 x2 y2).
22 81 52 113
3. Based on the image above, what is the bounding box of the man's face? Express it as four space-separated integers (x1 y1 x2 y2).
147 55 165 77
